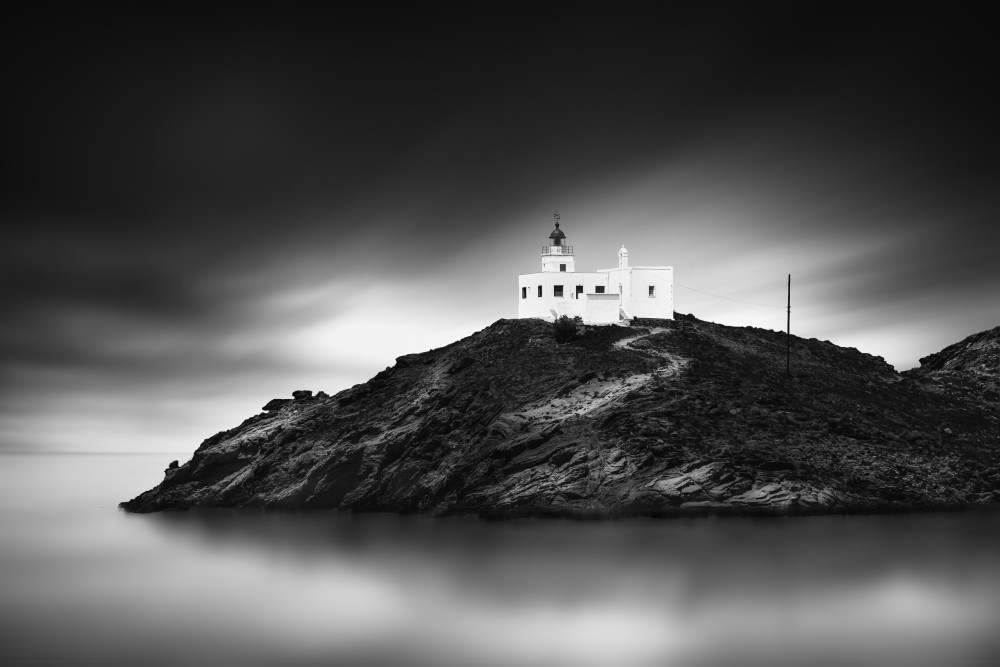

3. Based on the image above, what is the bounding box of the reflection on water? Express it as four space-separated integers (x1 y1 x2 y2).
2 453 999 666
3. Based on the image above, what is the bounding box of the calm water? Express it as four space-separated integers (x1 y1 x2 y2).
1 453 999 666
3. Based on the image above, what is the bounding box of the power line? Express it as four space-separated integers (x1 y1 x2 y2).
676 282 785 309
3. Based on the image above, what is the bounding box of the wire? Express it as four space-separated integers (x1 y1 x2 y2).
676 282 785 309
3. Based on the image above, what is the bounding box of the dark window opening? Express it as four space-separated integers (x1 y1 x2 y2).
521 287 527 299
559 264 566 272
537 285 542 297
554 285 564 297
595 286 605 294
648 286 655 297
575 285 583 298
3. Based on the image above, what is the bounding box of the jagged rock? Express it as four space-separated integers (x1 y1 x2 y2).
730 483 796 508
261 398 291 412
395 353 426 367
447 356 476 375
122 317 1000 517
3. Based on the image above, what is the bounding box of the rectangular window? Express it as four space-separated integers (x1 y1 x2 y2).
554 285 564 297
595 286 605 294
559 264 566 272
537 285 542 297
575 285 583 297
521 287 527 299
648 286 655 297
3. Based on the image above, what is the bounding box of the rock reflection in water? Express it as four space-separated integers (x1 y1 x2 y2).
2 453 999 666
137 509 1000 666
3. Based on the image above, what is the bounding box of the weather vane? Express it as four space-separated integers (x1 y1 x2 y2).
553 211 560 226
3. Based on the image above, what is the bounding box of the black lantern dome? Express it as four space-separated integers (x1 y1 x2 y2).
548 221 566 245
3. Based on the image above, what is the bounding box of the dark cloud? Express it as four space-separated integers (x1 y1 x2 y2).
3 5 997 450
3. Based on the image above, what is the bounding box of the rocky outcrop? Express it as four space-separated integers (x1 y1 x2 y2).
121 317 1000 517
904 326 1000 404
262 398 291 412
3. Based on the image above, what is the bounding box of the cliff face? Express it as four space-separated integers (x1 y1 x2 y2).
121 317 1000 517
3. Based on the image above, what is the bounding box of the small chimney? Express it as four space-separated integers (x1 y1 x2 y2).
618 245 629 269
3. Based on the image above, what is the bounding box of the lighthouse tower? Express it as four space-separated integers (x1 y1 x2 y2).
541 214 575 273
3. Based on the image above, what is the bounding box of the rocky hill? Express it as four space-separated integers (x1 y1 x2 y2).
122 317 1000 517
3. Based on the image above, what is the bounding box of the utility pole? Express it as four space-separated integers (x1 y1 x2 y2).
786 274 791 378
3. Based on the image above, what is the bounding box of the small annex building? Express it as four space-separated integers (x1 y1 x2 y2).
517 215 674 324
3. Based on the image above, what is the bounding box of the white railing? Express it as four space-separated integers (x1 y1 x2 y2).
542 245 574 255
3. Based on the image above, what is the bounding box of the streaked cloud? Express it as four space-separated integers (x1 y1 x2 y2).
2 6 996 451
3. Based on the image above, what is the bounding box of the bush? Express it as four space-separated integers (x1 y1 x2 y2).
553 316 583 343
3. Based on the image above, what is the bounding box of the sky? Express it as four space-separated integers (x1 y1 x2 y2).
3 5 998 452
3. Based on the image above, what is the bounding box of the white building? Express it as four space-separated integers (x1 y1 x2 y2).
517 216 674 324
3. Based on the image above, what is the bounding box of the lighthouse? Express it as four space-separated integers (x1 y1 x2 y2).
517 214 674 324
540 214 576 273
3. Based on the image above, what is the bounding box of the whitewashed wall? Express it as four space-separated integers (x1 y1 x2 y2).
541 250 576 273
584 293 620 323
519 253 673 324
628 267 674 319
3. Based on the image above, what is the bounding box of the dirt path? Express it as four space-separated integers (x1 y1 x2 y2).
614 327 688 380
518 327 688 423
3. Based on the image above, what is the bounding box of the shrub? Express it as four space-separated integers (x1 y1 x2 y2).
553 316 583 343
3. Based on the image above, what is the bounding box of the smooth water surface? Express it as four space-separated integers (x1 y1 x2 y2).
1 452 999 666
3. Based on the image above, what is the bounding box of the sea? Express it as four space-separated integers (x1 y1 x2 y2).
1 452 999 666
